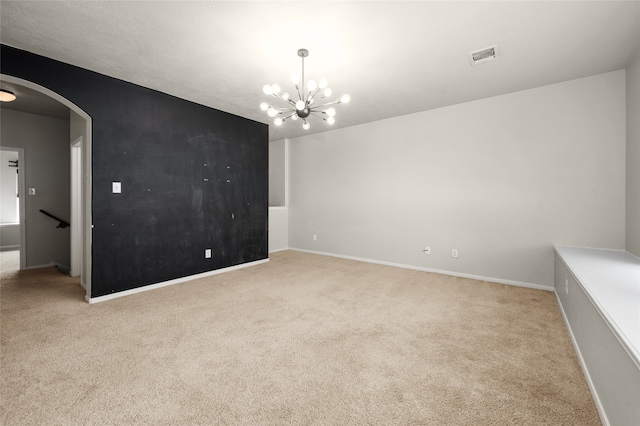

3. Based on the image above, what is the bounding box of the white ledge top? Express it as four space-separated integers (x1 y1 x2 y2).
555 246 640 365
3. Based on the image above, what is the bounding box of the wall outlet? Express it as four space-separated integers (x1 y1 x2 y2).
205 248 212 259
451 249 458 258
28 188 36 196
313 234 317 241
112 182 121 193
423 246 431 255
565 278 569 294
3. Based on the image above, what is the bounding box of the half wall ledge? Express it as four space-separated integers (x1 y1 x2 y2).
554 245 640 426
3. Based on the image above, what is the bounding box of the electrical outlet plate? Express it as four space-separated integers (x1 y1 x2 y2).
423 246 431 255
205 248 212 259
452 249 458 258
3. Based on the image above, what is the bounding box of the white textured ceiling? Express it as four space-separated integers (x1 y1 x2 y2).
1 1 639 141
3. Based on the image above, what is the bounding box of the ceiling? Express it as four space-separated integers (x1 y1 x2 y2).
1 1 639 141
0 81 70 119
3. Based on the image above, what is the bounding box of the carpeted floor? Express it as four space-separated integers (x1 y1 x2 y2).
1 249 600 425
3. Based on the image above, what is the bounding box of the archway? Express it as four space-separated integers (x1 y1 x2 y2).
0 74 93 299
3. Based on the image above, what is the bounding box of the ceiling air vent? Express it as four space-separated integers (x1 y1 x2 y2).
469 45 498 66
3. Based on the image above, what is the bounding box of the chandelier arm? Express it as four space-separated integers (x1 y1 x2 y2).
306 87 322 104
273 106 294 113
305 88 315 104
309 99 342 109
307 107 326 114
269 100 296 109
308 111 327 120
283 98 297 107
294 84 303 103
271 93 295 107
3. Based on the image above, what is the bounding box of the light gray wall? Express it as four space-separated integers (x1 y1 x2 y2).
626 49 640 257
269 139 286 206
269 139 289 252
288 71 626 288
268 207 289 252
0 224 20 250
0 109 70 268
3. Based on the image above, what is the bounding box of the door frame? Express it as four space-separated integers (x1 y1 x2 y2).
0 146 25 269
70 137 83 280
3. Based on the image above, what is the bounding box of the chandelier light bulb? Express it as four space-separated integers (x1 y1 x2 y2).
340 94 351 104
274 118 283 126
267 107 277 117
319 78 328 89
307 80 317 91
271 84 281 95
282 92 290 101
326 107 336 117
263 84 273 96
295 100 306 111
327 116 335 125
260 102 269 111
302 121 310 130
324 88 332 97
291 114 299 121
291 75 299 85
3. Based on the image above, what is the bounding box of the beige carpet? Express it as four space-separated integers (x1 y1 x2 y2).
1 249 599 425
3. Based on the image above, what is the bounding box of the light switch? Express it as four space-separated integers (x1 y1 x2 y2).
28 188 36 195
112 182 121 194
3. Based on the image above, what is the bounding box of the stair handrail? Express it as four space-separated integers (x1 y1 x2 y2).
39 209 70 228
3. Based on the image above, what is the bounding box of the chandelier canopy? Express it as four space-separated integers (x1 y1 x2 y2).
260 48 350 130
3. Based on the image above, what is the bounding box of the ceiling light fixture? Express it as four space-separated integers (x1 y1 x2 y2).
0 90 16 102
260 48 350 130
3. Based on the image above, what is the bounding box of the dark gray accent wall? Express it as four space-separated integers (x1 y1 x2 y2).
1 45 268 298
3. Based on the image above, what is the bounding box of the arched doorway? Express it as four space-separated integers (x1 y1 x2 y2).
0 74 93 299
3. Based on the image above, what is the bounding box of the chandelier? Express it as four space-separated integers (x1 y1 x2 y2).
260 48 350 130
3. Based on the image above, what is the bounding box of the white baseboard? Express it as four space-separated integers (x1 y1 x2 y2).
554 290 610 426
53 262 70 273
289 247 553 291
269 247 289 254
86 258 270 304
22 261 69 271
23 262 55 270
